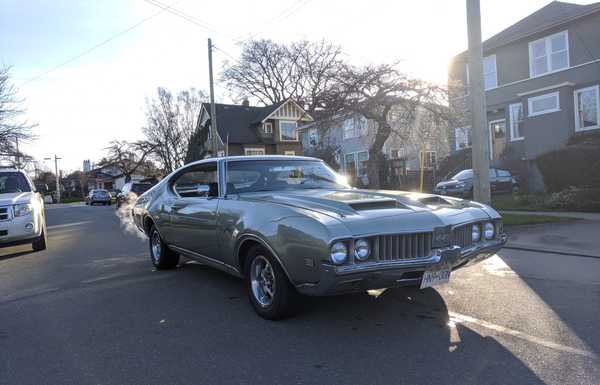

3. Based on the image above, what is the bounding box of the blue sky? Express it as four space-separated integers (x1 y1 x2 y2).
1 0 595 171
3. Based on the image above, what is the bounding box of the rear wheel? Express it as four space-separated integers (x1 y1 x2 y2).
245 245 298 320
149 226 179 269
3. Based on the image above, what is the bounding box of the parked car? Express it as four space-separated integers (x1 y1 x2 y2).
132 156 506 319
116 182 153 209
85 189 112 206
433 168 519 198
0 168 47 251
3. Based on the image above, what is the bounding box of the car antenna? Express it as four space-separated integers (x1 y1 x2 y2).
223 134 229 198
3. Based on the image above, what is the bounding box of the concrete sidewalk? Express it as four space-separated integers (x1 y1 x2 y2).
501 210 600 221
505 217 600 258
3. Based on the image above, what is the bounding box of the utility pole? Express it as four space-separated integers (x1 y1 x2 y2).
466 0 491 204
45 155 62 203
208 38 218 157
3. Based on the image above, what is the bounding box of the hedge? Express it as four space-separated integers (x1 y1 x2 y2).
536 145 600 192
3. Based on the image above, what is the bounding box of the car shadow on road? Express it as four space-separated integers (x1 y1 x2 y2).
0 247 34 261
168 262 545 385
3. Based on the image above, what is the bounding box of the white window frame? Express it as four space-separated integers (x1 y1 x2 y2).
356 151 369 177
342 118 359 140
244 147 265 156
483 55 497 90
308 127 319 146
528 91 560 117
283 150 296 156
574 85 600 132
279 120 298 142
454 126 471 151
263 122 273 134
388 148 404 159
528 30 570 78
509 103 524 141
419 150 437 170
488 119 506 160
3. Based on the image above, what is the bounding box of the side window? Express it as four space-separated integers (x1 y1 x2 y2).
489 169 497 179
173 163 219 198
497 169 511 177
122 184 130 194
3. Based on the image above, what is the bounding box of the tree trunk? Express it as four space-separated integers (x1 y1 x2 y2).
367 120 391 189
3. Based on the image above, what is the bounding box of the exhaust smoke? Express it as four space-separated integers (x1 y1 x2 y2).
115 193 147 241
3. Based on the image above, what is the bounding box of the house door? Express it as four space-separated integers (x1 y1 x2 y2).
489 120 506 161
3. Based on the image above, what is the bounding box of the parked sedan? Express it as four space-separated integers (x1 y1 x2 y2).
132 156 506 319
433 168 519 198
85 189 111 206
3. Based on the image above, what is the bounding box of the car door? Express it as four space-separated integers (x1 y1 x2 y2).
489 168 498 194
496 169 513 193
167 162 220 260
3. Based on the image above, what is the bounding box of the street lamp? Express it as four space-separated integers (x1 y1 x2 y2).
44 155 62 203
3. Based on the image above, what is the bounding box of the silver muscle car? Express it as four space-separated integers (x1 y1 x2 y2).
132 156 507 319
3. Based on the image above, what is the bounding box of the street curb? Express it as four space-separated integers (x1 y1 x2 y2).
504 245 600 260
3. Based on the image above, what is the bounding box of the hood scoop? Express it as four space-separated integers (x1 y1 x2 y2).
348 199 404 211
418 196 455 207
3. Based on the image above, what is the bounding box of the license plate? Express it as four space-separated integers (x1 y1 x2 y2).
420 268 451 289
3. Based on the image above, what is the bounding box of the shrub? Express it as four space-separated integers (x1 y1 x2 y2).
543 187 600 212
536 145 600 192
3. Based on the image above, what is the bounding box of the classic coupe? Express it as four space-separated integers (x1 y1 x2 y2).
132 156 506 319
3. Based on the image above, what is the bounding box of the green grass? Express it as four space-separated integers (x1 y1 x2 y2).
491 194 547 211
501 213 575 226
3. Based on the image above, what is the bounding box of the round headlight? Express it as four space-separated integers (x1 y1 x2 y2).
471 224 481 242
484 222 495 240
354 239 370 261
330 242 348 265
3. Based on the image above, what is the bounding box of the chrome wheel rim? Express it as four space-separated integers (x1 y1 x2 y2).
151 231 161 264
250 255 276 307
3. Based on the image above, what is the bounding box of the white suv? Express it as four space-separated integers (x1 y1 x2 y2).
0 169 47 251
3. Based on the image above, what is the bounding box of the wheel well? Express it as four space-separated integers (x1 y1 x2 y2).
143 216 155 236
237 239 261 275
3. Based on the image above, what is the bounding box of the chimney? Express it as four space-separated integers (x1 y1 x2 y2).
242 98 250 107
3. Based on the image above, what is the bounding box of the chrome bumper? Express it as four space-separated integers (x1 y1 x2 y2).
296 234 507 296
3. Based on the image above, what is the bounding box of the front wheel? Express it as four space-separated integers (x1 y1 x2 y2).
32 228 47 251
149 226 179 269
245 246 298 320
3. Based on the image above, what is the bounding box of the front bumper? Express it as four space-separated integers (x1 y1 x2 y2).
295 234 507 296
0 213 42 247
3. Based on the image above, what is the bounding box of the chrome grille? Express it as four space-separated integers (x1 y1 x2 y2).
0 207 10 221
452 224 474 248
374 232 433 261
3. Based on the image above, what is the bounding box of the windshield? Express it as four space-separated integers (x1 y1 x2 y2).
131 183 152 195
451 169 473 181
226 160 349 193
0 173 31 193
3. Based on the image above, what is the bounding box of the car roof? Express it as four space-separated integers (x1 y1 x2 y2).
188 155 322 167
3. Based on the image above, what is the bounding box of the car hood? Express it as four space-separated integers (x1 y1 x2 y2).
241 189 496 236
0 192 34 206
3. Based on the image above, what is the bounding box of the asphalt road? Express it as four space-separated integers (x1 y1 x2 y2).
1 204 599 385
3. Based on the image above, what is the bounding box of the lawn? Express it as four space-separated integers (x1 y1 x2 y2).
501 213 576 226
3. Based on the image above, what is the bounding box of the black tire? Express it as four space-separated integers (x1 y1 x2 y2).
149 226 179 270
32 227 47 252
245 245 298 320
512 185 520 195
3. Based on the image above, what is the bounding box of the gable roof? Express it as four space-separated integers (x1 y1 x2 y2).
458 1 600 57
201 99 312 144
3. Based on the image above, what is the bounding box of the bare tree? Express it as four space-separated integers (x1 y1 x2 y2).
0 66 37 164
221 39 343 112
100 140 157 183
142 87 206 173
321 63 450 188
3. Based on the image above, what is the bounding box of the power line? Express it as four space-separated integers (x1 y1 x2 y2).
141 0 241 43
236 0 313 41
18 0 183 87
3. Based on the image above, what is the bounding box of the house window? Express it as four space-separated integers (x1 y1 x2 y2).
244 147 265 156
483 55 497 90
509 103 524 141
217 150 225 157
574 86 600 132
420 151 437 169
529 31 569 77
357 151 369 177
528 92 560 117
263 122 273 134
344 153 356 178
389 148 404 159
454 126 471 150
284 151 296 156
343 118 359 139
279 121 298 141
308 128 319 146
